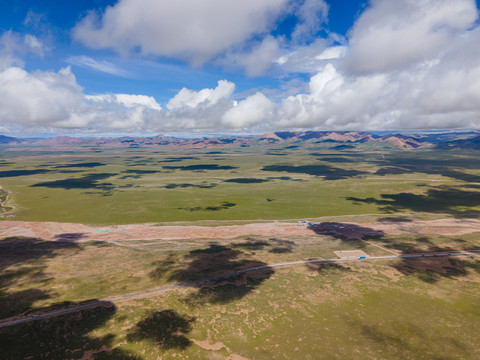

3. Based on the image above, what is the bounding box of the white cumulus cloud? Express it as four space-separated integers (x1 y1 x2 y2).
290 0 329 43
3 0 480 135
0 66 163 133
343 0 478 74
220 36 282 77
73 0 289 65
0 31 47 70
316 46 347 61
222 93 274 128
0 66 89 127
166 80 235 111
87 93 161 111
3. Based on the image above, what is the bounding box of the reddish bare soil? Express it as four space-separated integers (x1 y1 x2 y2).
0 218 479 243
367 218 480 236
0 221 312 242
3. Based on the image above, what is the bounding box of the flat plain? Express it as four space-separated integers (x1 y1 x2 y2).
0 142 479 359
1 142 480 224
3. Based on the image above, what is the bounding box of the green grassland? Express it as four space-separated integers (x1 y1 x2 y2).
1 143 480 359
0 231 479 359
1 142 480 224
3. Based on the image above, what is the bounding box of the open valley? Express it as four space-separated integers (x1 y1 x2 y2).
1 141 479 359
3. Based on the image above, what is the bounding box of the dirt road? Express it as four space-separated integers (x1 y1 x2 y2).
0 251 477 328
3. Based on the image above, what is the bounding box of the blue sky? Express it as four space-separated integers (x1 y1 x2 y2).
0 0 365 101
0 0 480 135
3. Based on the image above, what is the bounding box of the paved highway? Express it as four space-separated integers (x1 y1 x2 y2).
0 251 477 328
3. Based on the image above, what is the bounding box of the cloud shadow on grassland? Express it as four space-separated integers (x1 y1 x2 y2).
158 156 200 163
375 166 480 183
54 233 88 242
224 178 269 183
178 201 236 211
0 302 137 360
163 164 237 171
316 157 358 163
0 286 50 319
0 236 80 272
232 237 295 254
0 236 82 319
304 152 480 183
392 249 480 283
127 310 194 350
345 318 470 357
308 222 384 241
305 262 352 274
261 164 367 180
164 183 217 189
373 153 480 182
0 169 51 178
30 173 117 190
150 244 274 304
54 162 105 168
122 169 160 174
0 236 137 358
347 187 480 218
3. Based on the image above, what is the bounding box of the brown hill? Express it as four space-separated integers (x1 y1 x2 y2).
436 135 480 150
35 136 86 145
1 131 431 149
380 134 423 149
257 133 283 143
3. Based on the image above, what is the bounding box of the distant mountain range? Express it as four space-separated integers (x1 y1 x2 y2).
436 135 480 150
0 135 18 144
1 131 479 150
256 131 426 149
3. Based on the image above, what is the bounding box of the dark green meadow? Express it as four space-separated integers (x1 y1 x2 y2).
1 142 480 224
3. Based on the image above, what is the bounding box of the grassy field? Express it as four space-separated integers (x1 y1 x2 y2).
1 143 480 358
1 143 480 224
0 230 479 359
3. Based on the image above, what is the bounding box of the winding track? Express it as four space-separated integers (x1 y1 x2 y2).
0 251 478 329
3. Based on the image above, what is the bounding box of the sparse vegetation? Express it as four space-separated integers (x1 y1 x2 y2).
0 231 479 359
1 144 480 358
